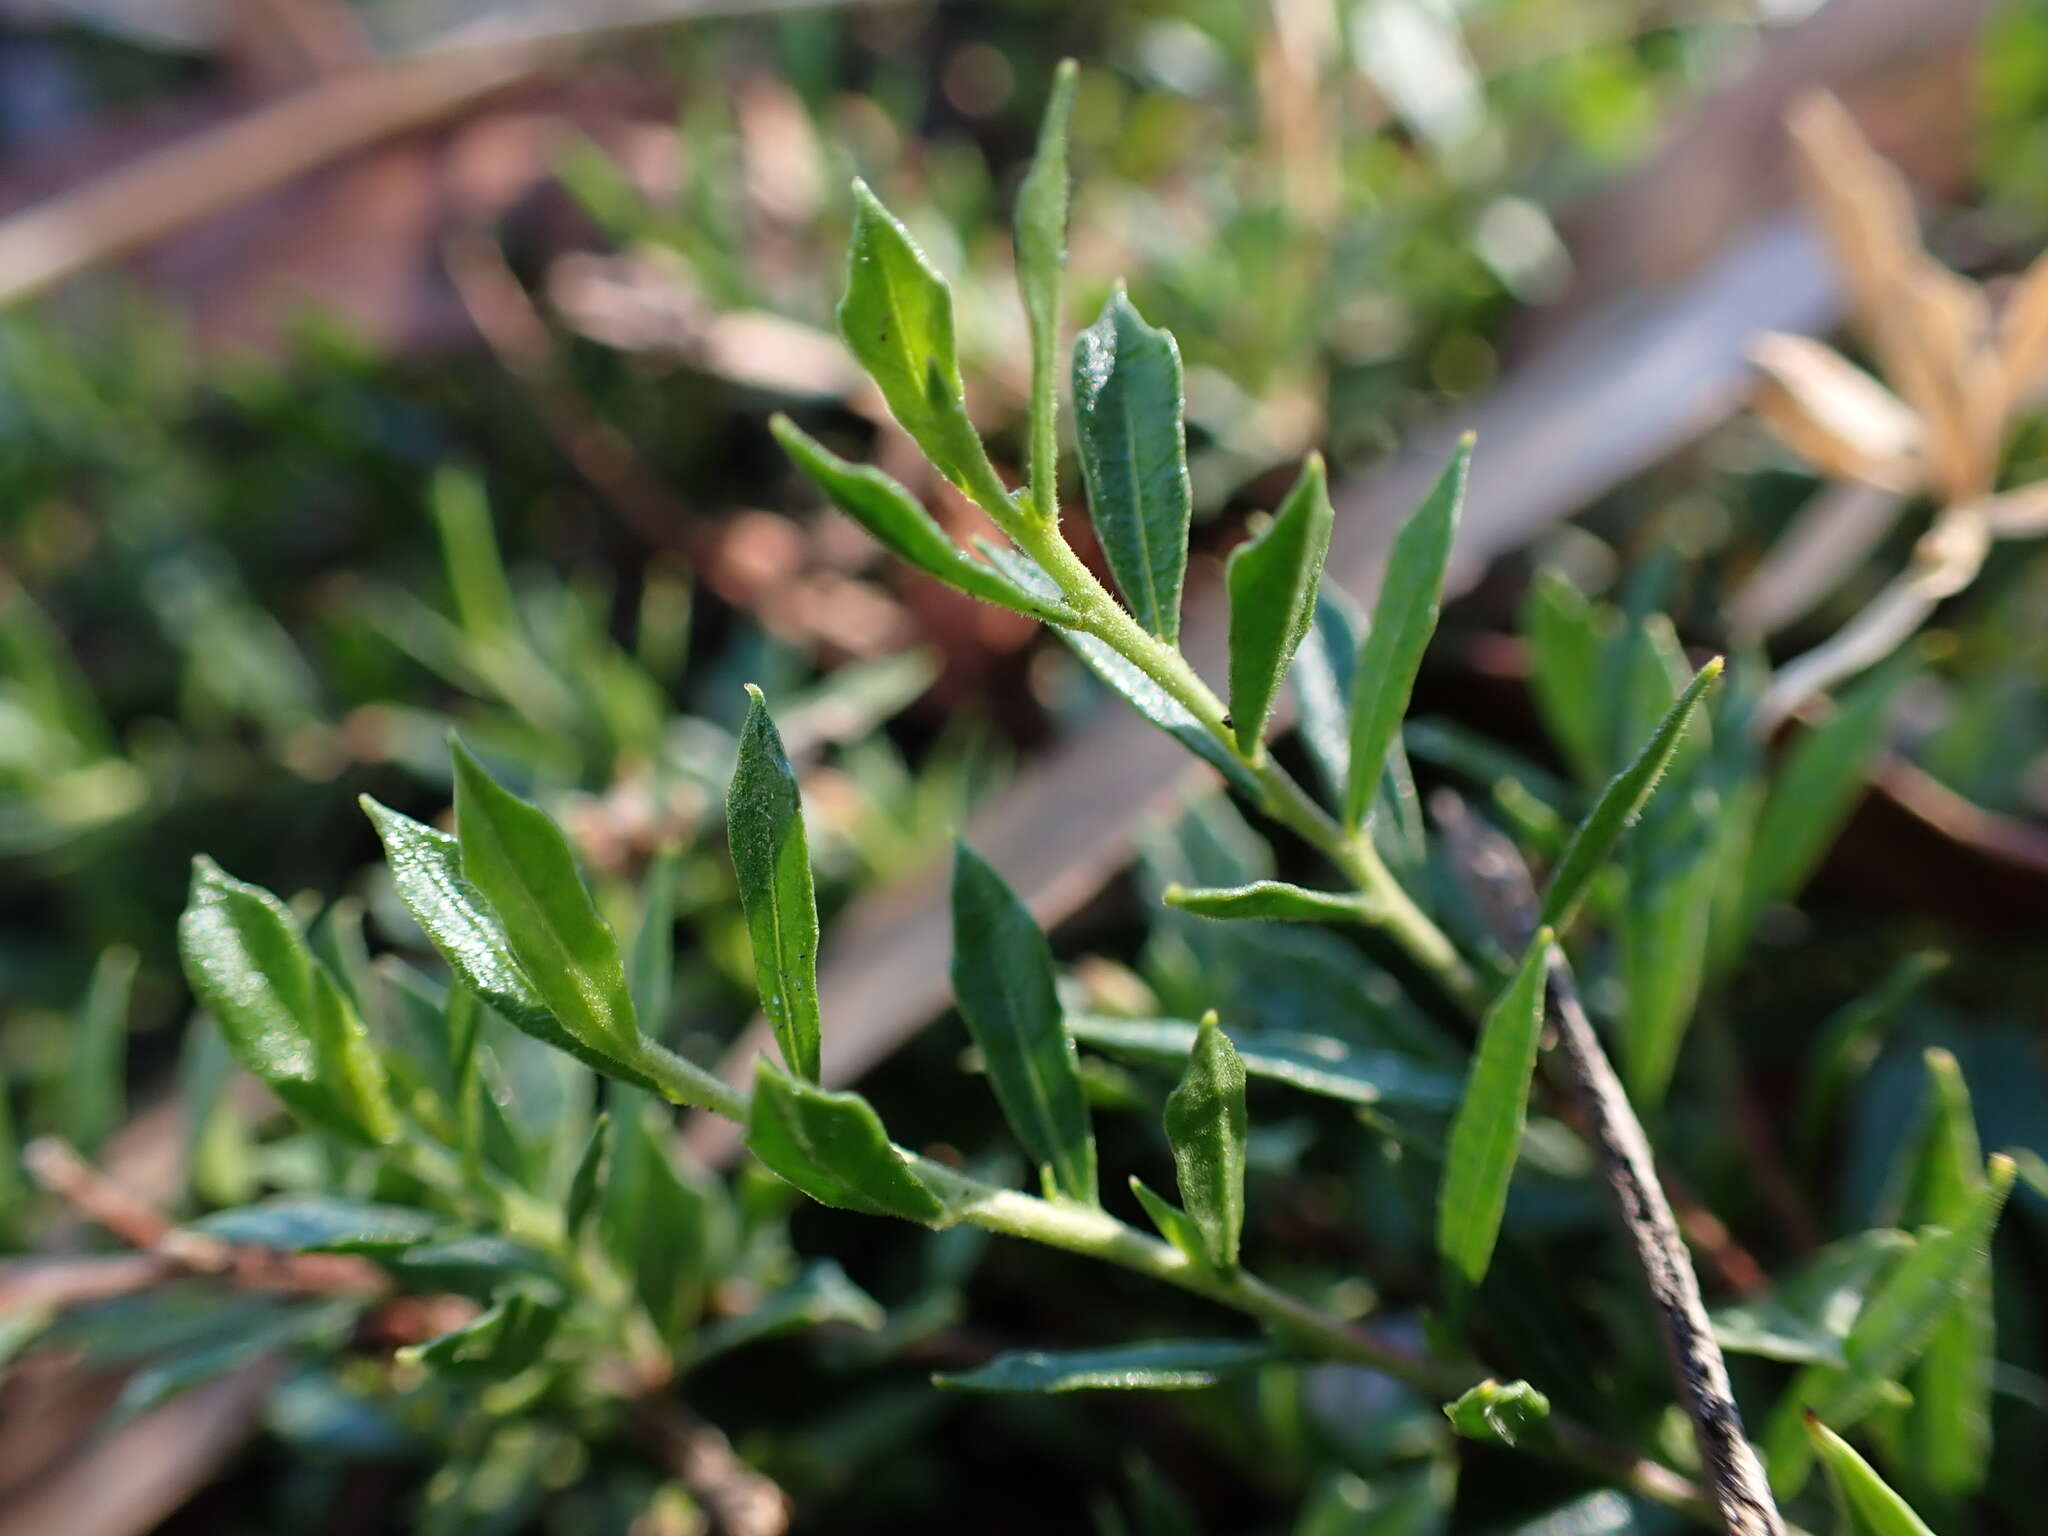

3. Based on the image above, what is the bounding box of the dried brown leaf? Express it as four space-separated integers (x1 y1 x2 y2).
1750 333 1921 492
1788 92 1922 365
1997 249 2048 406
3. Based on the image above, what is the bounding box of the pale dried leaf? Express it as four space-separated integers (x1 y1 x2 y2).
1898 260 2003 503
1979 479 2048 539
1788 92 1922 363
1750 333 1921 492
1997 249 2048 406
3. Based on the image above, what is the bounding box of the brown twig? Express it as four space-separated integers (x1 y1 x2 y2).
1432 796 1785 1536
636 1400 791 1536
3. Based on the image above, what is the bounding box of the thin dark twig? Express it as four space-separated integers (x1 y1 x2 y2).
1431 794 1786 1536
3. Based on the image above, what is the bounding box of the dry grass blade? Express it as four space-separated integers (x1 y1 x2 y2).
1748 334 1921 491
1786 91 1920 367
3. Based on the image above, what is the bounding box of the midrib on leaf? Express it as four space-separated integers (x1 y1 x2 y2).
1119 381 1165 633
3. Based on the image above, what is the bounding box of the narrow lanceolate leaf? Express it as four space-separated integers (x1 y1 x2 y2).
1163 880 1372 925
564 1113 609 1238
1618 780 1719 1107
1806 1416 1937 1536
1905 1049 1993 1497
1226 455 1335 754
1129 1175 1209 1268
361 797 666 1095
1711 1229 1914 1367
178 858 397 1147
1071 1016 1463 1110
1437 930 1553 1295
1765 1155 2015 1494
1539 657 1722 931
950 842 1097 1203
837 181 1001 505
727 687 823 1081
771 417 1068 621
1344 437 1469 829
1798 951 1945 1157
1163 1016 1247 1271
1016 58 1076 523
1521 567 1612 785
1073 287 1192 641
689 1260 884 1366
450 742 639 1056
403 1291 561 1379
746 1059 951 1224
935 1339 1277 1394
1293 589 1362 804
65 944 136 1154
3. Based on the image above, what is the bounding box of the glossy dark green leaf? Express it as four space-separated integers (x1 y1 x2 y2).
1163 1016 1246 1271
1711 1230 1914 1366
727 686 823 1081
1521 567 1613 785
1226 455 1334 753
935 1339 1277 1393
450 741 638 1055
1344 438 1469 829
1016 58 1076 522
1162 879 1373 925
403 1291 561 1379
1437 929 1552 1294
1128 1175 1209 1269
950 842 1097 1203
1443 1379 1551 1447
1538 657 1722 931
1073 287 1192 641
771 417 1067 620
690 1259 885 1366
1765 1155 2015 1493
1069 1016 1461 1110
746 1059 952 1224
177 858 397 1147
361 796 669 1096
188 1197 445 1254
64 943 135 1154
837 181 1002 504
1806 1417 1937 1536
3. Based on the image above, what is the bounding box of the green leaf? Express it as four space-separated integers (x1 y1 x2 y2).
361 796 667 1096
429 464 520 647
1163 1015 1247 1271
402 1291 561 1379
1712 1230 1915 1366
746 1059 952 1224
1443 1379 1551 1447
837 180 1002 505
1128 1175 1210 1269
603 1092 725 1342
690 1259 885 1366
450 741 639 1056
188 1197 445 1254
1292 589 1362 806
935 1339 1277 1393
1073 286 1192 641
1163 880 1373 924
1521 567 1613 785
1016 58 1076 523
1806 1417 1937 1536
177 858 397 1147
950 842 1097 1203
64 943 135 1154
1226 455 1334 753
726 686 824 1081
1538 657 1722 931
1344 438 1469 829
1436 929 1553 1295
1765 1155 2015 1494
771 416 1067 620
1070 1016 1461 1110
1798 951 1945 1158
1617 779 1719 1106
564 1113 608 1238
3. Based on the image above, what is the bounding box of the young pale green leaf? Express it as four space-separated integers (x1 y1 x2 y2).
1226 455 1334 753
1016 59 1076 522
1344 437 1469 829
1436 929 1553 1295
771 417 1068 620
1539 657 1723 931
1073 286 1192 641
950 842 1097 1203
1162 880 1373 925
1618 781 1719 1106
450 741 639 1056
1905 1049 1993 1497
935 1339 1277 1393
64 944 135 1155
1163 1015 1247 1271
1128 1175 1210 1269
1521 567 1613 785
1443 1380 1551 1447
837 181 1002 504
177 858 397 1147
746 1060 953 1224
361 796 668 1096
1806 1416 1937 1536
1765 1155 2015 1494
1071 1015 1462 1110
402 1291 561 1379
726 686 823 1081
